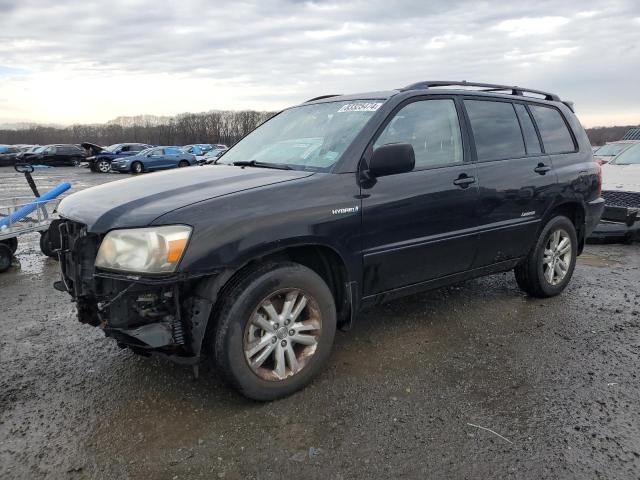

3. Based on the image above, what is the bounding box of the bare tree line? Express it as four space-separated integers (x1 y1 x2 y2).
0 110 276 147
0 109 635 148
585 125 637 146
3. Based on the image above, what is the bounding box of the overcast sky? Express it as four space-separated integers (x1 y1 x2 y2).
0 0 638 127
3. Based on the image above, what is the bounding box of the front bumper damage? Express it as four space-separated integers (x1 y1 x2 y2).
50 219 221 364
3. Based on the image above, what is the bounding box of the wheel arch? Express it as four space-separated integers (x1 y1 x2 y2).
194 241 354 356
541 200 586 254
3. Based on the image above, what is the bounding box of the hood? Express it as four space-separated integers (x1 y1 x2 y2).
58 165 314 232
81 142 104 155
602 163 640 193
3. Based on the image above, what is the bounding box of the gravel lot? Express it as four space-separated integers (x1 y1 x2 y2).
1 166 639 479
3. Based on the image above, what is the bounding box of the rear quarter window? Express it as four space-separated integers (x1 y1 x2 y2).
514 104 542 155
464 100 526 161
529 105 576 154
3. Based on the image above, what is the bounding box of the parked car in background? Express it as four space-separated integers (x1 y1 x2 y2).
201 146 229 164
84 142 151 173
0 145 21 166
53 80 602 400
110 146 196 173
17 144 85 166
593 140 639 165
14 144 36 152
182 144 215 155
590 142 640 242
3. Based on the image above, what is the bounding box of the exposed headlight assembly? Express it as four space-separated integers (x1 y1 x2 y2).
95 225 191 273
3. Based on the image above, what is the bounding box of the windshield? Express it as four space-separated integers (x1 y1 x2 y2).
32 146 45 153
595 143 631 157
612 143 640 165
137 147 154 156
104 143 123 153
218 100 384 171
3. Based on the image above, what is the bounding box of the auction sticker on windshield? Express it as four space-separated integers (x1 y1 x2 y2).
337 102 383 113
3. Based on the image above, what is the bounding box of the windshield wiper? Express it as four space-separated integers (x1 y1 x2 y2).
232 160 292 170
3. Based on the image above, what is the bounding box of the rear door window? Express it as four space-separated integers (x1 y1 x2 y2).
374 99 464 169
529 105 576 154
464 100 525 162
514 104 542 155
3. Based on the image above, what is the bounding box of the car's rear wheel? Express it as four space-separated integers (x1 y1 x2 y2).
515 215 577 298
211 262 336 401
131 161 143 174
96 159 111 173
178 160 190 168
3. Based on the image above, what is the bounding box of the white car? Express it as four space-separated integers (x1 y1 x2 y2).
590 143 640 242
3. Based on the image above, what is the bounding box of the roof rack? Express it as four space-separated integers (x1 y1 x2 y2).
400 81 560 101
304 94 341 103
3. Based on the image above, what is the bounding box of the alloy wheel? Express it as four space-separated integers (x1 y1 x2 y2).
97 160 111 173
542 229 572 286
243 289 322 381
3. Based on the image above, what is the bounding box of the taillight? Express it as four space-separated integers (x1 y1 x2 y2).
596 161 602 197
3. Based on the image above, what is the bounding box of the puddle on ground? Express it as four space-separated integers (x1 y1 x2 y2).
578 252 621 268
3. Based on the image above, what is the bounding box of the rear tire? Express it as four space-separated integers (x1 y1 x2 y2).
40 230 58 259
0 244 12 272
178 160 190 168
131 161 143 174
515 215 577 298
210 262 336 401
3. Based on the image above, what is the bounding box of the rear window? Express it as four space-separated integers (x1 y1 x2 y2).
465 100 525 161
514 104 542 155
529 105 575 154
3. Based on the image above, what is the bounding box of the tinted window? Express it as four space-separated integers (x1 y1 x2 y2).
150 149 163 156
514 104 542 155
465 100 525 161
374 99 463 168
130 145 145 152
529 105 575 154
166 148 182 155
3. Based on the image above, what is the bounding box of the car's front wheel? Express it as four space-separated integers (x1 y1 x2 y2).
515 215 577 298
96 159 111 173
131 161 143 174
211 262 336 401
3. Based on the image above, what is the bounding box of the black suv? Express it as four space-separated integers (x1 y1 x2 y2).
52 81 603 400
19 144 85 166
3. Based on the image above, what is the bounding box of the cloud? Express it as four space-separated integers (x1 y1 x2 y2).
0 0 638 127
492 16 570 36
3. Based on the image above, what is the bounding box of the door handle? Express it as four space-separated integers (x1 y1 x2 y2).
453 174 476 188
534 163 551 175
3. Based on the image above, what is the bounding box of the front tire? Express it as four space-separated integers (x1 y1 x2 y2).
131 161 143 174
211 262 336 401
40 230 58 259
515 215 577 298
96 159 111 173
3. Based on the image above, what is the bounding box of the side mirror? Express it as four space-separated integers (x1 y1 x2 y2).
369 143 415 177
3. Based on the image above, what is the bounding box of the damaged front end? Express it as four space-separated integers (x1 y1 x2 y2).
50 219 217 364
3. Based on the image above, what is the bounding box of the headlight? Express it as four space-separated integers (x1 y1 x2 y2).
95 225 191 273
